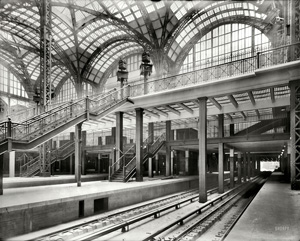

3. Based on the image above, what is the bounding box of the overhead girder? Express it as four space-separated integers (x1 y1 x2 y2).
52 2 153 49
135 1 159 49
172 17 273 74
162 1 213 49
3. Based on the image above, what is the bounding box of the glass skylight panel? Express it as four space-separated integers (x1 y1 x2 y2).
75 10 86 21
117 1 127 10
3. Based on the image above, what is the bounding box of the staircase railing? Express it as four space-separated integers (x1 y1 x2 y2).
0 86 130 146
19 140 75 177
123 133 166 182
20 155 40 177
108 144 136 181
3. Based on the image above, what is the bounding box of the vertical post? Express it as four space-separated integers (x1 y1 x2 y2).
166 120 171 176
289 80 300 189
257 158 261 173
9 151 15 177
81 131 86 175
237 152 242 184
75 123 82 187
70 132 74 174
0 153 3 195
247 152 251 180
171 151 174 176
198 97 207 203
243 152 247 182
185 150 189 175
148 157 152 178
218 114 224 193
155 153 159 176
37 0 52 177
136 108 143 182
70 154 73 175
230 149 235 188
116 112 123 169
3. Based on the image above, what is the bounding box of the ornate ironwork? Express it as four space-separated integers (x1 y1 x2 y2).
291 82 300 189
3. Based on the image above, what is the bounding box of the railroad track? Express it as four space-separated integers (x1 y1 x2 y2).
32 180 234 241
143 177 265 241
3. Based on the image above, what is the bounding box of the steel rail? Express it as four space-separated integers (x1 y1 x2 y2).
142 177 259 241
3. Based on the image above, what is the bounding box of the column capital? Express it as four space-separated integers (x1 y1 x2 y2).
289 79 300 88
197 97 208 102
135 107 144 112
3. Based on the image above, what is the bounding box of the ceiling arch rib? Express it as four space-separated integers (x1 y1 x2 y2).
87 41 142 84
81 36 140 79
52 1 153 48
163 1 212 48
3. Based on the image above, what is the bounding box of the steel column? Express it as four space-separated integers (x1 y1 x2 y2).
230 149 235 188
237 152 242 184
136 108 143 182
198 97 207 203
166 120 171 176
37 0 52 177
75 123 82 187
116 112 123 169
218 114 224 193
290 80 300 189
243 152 247 182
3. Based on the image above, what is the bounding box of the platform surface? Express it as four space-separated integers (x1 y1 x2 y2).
0 175 198 210
3 174 108 188
226 173 300 241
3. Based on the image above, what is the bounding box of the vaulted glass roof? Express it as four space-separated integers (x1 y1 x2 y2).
0 0 283 98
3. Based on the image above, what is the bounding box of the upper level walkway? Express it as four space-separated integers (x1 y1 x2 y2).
226 172 300 241
0 43 299 155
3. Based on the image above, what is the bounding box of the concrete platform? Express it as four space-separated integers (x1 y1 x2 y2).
0 174 201 239
3 174 108 188
226 172 300 241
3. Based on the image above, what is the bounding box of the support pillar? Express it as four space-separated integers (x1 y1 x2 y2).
166 120 171 176
81 131 86 175
116 112 123 169
135 108 143 182
185 150 189 175
148 157 152 178
198 97 207 203
243 152 247 182
9 151 15 177
0 153 3 195
171 150 174 176
70 154 73 175
237 152 242 184
247 152 251 180
230 149 235 188
257 158 261 173
290 80 300 189
155 153 159 175
75 123 82 187
218 114 224 193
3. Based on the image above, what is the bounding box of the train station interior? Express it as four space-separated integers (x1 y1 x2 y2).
0 0 300 240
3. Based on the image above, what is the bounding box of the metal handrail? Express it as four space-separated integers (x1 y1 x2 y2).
123 133 166 182
129 42 300 97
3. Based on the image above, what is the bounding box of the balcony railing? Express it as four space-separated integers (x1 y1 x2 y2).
129 42 300 97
